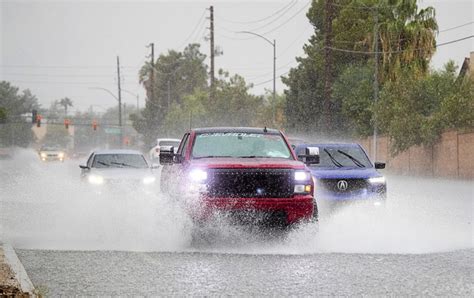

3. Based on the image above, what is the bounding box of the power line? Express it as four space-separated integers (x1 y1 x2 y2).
216 1 310 41
252 70 290 87
216 0 298 24
246 1 299 32
175 10 207 49
323 35 474 54
439 21 474 33
260 1 311 36
0 64 140 69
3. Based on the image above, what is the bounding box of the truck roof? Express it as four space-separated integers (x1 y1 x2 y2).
192 127 281 135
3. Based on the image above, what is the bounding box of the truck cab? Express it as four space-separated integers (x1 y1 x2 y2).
160 127 319 226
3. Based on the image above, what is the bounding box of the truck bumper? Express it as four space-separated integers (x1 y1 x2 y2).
194 195 314 225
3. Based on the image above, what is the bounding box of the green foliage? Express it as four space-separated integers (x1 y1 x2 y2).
161 73 265 136
136 43 208 146
333 63 374 136
58 97 74 117
376 62 473 154
0 81 40 147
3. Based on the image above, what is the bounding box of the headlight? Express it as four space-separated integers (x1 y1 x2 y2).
189 169 208 183
294 171 311 181
88 175 104 185
368 176 386 184
142 176 156 185
58 152 65 158
40 152 47 158
294 184 312 194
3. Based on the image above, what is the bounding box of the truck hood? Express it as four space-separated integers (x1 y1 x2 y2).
309 167 382 179
189 158 306 169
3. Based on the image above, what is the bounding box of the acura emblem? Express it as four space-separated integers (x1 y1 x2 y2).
337 180 348 191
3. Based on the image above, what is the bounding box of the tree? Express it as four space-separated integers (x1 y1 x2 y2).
136 44 208 146
376 61 473 154
0 81 40 147
283 0 437 137
58 97 73 117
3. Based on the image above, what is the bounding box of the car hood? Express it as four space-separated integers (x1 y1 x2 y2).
309 167 382 179
90 168 154 179
190 158 306 170
40 150 64 154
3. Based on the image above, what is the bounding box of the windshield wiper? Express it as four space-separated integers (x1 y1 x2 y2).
111 162 138 168
97 161 110 167
239 155 270 158
193 155 233 159
337 150 365 168
324 148 343 168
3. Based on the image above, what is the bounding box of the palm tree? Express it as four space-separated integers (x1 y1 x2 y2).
375 0 438 81
58 97 73 117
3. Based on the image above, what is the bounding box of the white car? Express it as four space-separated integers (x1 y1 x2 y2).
148 138 181 161
80 149 157 187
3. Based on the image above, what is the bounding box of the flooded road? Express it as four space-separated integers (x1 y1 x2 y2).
1 149 473 295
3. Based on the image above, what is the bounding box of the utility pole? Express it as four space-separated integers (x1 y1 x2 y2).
372 8 379 161
167 80 171 108
209 6 215 102
236 31 276 126
323 0 333 132
273 39 276 127
116 56 123 147
149 43 155 103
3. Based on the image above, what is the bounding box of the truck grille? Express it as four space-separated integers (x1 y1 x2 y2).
206 168 293 198
318 178 368 193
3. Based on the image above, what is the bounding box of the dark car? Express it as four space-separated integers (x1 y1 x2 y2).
295 143 386 208
159 127 319 227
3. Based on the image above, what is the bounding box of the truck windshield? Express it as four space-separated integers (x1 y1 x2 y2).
192 132 292 159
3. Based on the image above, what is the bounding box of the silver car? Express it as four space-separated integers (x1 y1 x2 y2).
80 149 157 188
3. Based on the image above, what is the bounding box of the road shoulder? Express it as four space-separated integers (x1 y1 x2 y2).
0 243 36 296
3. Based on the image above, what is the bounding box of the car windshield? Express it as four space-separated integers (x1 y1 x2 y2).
40 146 62 151
92 154 148 168
192 132 292 159
298 146 372 168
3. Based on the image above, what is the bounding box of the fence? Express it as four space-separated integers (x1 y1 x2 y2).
359 130 474 179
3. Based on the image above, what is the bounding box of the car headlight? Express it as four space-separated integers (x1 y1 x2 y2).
368 176 386 184
58 152 65 158
189 169 208 183
142 176 156 185
88 175 104 185
40 152 47 158
294 171 311 181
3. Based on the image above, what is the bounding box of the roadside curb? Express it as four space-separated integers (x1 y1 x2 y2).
1 243 36 297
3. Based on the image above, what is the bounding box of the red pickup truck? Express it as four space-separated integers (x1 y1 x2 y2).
159 127 319 227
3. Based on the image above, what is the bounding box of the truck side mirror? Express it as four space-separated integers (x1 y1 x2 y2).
159 146 175 165
374 162 385 169
298 146 320 165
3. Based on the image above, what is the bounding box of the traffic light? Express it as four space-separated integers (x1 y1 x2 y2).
64 119 70 129
92 120 97 131
36 115 42 127
32 109 37 124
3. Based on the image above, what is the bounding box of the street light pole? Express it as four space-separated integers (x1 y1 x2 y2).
89 86 122 146
237 31 276 126
121 89 140 115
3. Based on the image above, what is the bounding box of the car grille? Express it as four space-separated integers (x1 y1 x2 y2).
318 178 368 193
206 168 293 198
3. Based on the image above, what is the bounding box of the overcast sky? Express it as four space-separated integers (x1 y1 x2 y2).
1 0 472 113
